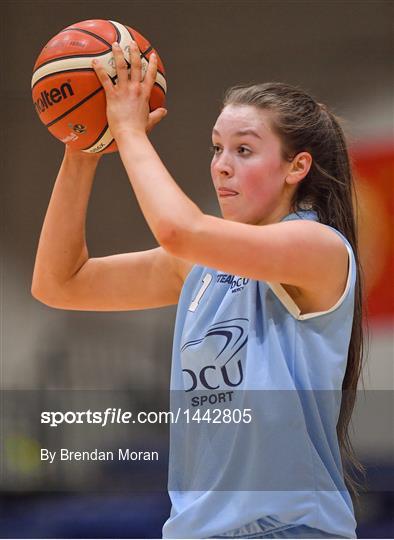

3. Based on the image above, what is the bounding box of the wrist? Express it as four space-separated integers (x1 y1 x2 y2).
64 145 102 165
114 127 148 146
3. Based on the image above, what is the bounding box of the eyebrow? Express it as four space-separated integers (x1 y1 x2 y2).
212 128 262 140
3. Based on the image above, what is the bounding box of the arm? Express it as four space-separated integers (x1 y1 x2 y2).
31 147 192 311
115 128 347 293
92 43 348 302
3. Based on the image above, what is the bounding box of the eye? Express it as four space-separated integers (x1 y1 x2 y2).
238 146 251 155
210 144 222 155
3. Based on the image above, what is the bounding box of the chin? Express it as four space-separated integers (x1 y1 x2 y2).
219 204 253 223
224 213 246 223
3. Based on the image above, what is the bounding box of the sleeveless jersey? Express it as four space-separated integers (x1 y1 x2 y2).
162 210 357 539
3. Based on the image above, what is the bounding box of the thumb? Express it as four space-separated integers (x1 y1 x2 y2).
147 108 168 132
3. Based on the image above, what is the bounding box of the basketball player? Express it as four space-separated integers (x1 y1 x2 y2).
32 42 364 538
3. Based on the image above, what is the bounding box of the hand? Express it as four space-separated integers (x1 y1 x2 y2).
92 42 167 139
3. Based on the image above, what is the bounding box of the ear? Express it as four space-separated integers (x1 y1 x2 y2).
285 152 312 185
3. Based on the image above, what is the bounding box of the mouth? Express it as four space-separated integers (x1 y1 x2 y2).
217 188 239 198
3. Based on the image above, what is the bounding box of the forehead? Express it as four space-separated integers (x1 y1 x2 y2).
213 104 272 136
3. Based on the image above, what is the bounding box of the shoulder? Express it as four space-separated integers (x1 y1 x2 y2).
275 219 353 316
279 219 350 256
165 209 350 297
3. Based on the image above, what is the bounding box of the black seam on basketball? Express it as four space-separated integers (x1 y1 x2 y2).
139 53 165 78
45 86 104 128
108 21 121 43
59 27 112 48
32 68 96 90
153 82 166 94
139 49 165 78
125 26 135 41
142 45 153 56
82 123 111 151
125 27 156 61
123 25 164 77
34 49 111 73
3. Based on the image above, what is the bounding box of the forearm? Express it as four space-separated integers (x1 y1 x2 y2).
32 149 100 295
116 130 202 245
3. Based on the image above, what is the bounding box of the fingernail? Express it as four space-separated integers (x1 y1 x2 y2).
112 42 119 48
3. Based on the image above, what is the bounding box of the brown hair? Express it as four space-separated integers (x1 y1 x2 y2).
223 82 366 501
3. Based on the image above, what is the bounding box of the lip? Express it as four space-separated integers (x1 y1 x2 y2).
217 188 239 197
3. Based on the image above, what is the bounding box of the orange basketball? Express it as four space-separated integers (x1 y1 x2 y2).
31 19 166 153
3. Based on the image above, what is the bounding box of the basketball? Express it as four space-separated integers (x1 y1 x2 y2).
31 19 167 153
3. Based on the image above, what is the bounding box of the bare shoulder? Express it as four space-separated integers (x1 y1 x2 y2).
276 218 349 260
164 213 350 312
281 220 351 313
299 219 349 266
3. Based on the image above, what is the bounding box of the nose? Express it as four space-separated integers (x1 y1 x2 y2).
212 152 233 178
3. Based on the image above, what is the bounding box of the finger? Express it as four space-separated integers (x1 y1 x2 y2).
112 42 128 85
92 60 114 95
143 52 158 89
147 108 167 131
129 40 142 83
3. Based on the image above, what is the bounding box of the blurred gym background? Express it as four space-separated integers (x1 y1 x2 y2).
1 0 393 537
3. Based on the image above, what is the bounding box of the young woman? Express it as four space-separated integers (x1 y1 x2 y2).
32 42 365 539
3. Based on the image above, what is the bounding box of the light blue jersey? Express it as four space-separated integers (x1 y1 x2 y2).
162 210 357 539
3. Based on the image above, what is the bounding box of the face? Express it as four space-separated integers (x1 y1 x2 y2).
210 104 294 225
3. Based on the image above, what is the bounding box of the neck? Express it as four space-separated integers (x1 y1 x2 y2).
256 198 294 226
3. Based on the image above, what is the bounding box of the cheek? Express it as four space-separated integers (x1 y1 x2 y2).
241 158 283 200
210 160 215 179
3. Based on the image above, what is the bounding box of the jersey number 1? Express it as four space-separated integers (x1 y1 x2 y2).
188 274 212 312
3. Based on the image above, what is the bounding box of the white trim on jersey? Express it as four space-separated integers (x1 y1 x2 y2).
267 243 353 321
